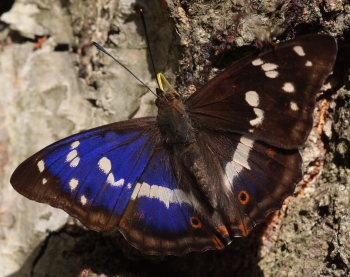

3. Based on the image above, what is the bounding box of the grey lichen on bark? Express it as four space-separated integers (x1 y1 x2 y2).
0 0 349 276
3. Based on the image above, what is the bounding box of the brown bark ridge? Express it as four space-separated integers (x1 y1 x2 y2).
0 0 349 276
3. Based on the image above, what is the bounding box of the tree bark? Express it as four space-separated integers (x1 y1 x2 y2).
0 0 349 276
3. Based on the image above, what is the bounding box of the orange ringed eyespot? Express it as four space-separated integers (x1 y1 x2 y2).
190 216 202 228
238 190 250 204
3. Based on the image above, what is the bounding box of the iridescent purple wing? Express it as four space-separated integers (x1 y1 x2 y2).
11 118 157 231
11 117 225 255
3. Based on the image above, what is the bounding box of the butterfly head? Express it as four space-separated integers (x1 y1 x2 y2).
156 87 176 101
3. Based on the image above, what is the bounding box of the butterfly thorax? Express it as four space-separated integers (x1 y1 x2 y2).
156 97 196 145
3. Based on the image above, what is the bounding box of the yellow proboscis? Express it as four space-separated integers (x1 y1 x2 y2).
157 73 180 96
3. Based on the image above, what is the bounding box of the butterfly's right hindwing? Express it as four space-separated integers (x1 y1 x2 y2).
197 130 302 236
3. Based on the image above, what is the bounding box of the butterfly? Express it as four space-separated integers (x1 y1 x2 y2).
11 34 337 255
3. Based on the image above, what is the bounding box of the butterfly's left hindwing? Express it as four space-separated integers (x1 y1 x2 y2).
117 150 227 255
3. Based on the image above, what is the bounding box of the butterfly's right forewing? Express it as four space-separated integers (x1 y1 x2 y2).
186 35 337 149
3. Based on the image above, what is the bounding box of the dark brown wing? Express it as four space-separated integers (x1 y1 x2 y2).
186 34 337 149
195 129 302 236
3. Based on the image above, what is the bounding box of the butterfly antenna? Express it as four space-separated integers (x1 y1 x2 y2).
92 42 157 97
139 9 161 89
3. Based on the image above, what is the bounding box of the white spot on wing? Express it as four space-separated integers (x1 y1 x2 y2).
232 137 253 171
252 58 264 66
224 136 254 190
98 157 112 174
265 70 279 78
115 178 125 186
290 101 299 111
131 183 141 200
70 157 80 167
240 136 254 147
293 45 306 56
245 90 259 107
66 150 78 162
80 195 87 205
71 141 80 149
130 182 199 209
37 160 45 172
305 60 312 67
138 183 151 197
127 183 132 189
69 178 79 190
132 183 154 204
149 184 159 199
107 173 115 185
261 63 278 71
250 108 264 126
282 82 295 93
151 185 172 208
42 178 47 185
107 173 124 187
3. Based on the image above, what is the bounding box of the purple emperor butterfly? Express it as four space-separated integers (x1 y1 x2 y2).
11 34 337 255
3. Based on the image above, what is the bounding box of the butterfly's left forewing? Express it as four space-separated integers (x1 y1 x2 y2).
11 118 158 231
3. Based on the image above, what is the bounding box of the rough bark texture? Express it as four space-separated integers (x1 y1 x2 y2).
0 0 349 276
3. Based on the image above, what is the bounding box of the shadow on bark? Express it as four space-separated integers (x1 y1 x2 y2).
10 224 268 277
